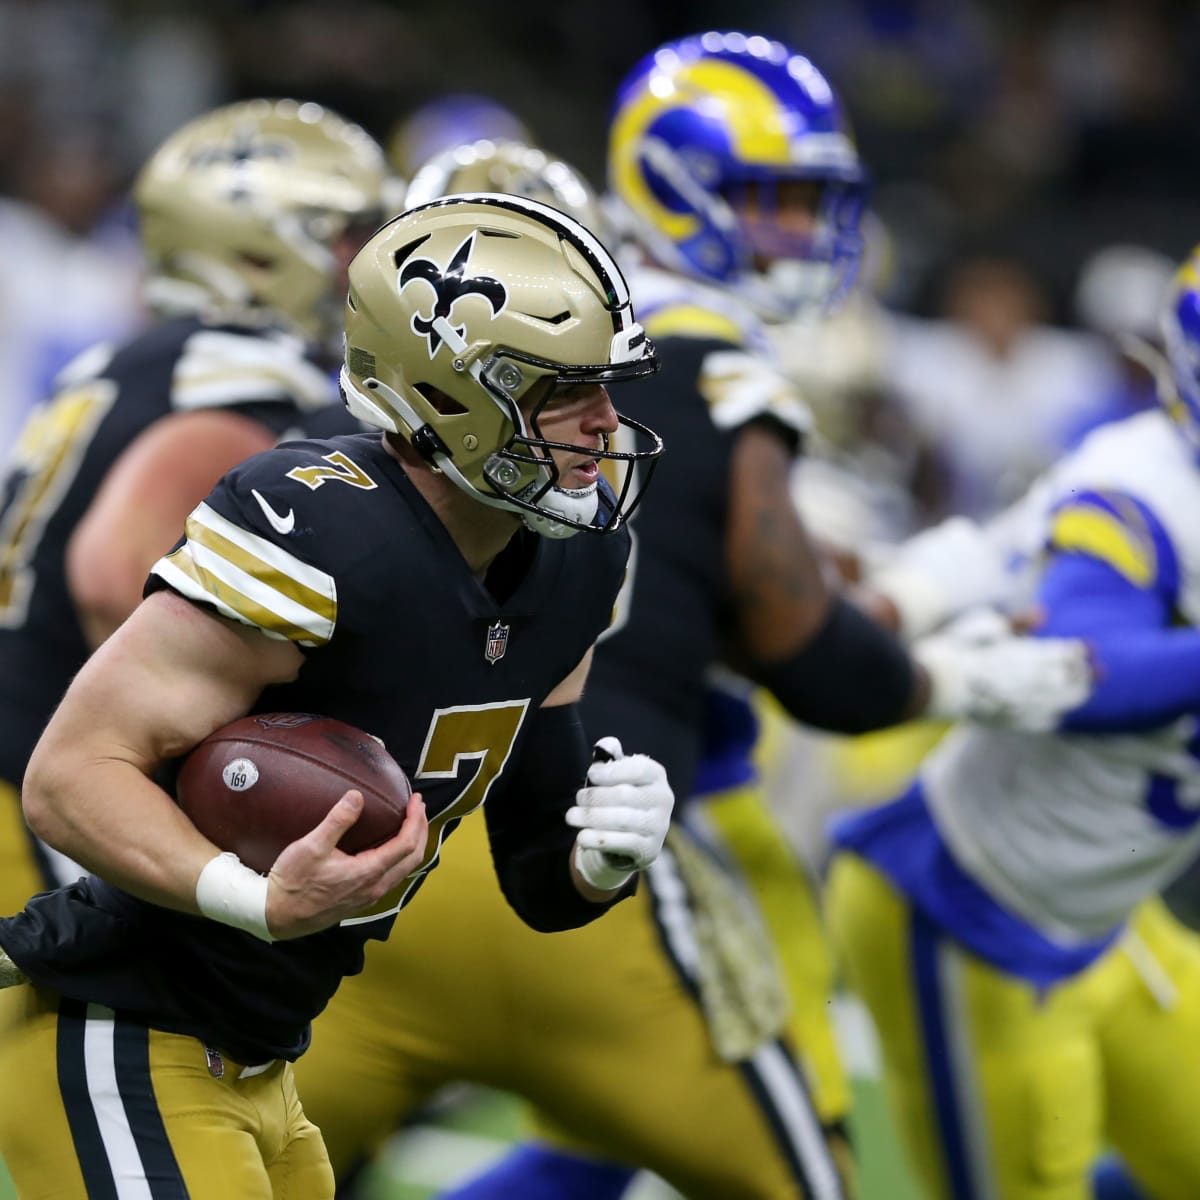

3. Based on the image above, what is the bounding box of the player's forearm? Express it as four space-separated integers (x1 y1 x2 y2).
485 703 636 928
1059 630 1200 732
1036 548 1184 732
22 751 219 915
746 594 924 733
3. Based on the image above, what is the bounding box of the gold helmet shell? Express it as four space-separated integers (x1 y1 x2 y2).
405 139 607 239
135 98 389 347
341 193 661 535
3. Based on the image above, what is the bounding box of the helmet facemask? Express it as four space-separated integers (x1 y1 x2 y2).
728 176 868 321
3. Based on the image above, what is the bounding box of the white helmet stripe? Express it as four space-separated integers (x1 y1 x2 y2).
415 191 633 311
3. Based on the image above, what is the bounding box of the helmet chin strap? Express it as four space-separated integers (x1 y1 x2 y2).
518 481 598 539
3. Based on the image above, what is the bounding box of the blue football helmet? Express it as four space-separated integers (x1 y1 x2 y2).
1162 245 1200 454
608 31 868 321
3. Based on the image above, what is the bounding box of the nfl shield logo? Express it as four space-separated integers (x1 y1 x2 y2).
485 621 510 665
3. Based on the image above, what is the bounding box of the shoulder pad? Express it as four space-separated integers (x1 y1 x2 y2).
1047 488 1173 590
170 329 334 414
148 438 385 646
631 266 773 356
697 348 812 445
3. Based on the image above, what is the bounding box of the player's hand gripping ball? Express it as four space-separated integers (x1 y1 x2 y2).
176 713 411 872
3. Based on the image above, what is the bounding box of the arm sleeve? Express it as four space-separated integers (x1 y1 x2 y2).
484 703 636 932
1033 488 1199 732
747 594 918 734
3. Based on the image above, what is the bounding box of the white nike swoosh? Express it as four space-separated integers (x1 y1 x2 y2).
251 489 296 535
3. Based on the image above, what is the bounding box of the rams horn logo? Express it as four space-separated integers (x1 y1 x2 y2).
398 233 508 358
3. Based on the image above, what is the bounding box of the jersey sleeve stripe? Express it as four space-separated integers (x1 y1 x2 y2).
1049 506 1155 587
186 540 336 642
170 331 332 411
146 500 338 645
189 502 337 603
183 515 336 624
698 350 812 437
152 549 330 645
172 369 308 408
152 553 290 640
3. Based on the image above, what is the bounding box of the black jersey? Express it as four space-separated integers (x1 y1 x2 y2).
0 316 347 785
582 275 809 802
0 433 629 1062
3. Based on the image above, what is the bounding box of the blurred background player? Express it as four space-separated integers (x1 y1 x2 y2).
0 97 390 915
387 93 534 182
825 243 1200 1200
295 34 1091 1200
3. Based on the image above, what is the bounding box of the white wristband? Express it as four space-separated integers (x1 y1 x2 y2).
573 841 635 893
195 852 275 943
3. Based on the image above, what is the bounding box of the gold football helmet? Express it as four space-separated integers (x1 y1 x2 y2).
135 98 390 349
341 193 661 537
405 139 606 238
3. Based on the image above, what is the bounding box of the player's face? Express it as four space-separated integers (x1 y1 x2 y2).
330 215 384 293
532 382 619 490
732 179 823 268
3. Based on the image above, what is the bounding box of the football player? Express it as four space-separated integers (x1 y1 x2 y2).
0 195 672 1199
0 98 391 917
293 37 1092 1200
825 244 1200 1199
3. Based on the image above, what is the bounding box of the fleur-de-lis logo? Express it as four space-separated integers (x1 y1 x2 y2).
399 233 508 358
188 126 293 170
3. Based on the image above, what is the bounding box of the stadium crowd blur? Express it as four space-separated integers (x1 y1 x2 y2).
4 0 1199 521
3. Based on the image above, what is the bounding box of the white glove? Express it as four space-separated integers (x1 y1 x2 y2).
566 737 675 891
913 609 1094 733
868 516 1012 641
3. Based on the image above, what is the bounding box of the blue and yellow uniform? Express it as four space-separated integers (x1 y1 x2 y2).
828 407 1200 1200
0 318 346 913
0 433 632 1198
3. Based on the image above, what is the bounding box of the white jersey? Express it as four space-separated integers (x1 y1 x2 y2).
924 409 1200 941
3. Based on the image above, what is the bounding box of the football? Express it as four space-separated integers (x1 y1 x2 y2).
176 713 411 873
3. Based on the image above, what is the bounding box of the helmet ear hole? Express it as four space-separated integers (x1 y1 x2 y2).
238 251 274 271
416 383 469 416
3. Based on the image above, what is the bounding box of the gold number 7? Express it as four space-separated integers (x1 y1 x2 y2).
342 698 530 925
